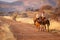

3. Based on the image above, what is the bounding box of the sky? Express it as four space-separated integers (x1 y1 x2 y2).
0 0 57 9
0 0 56 5
0 0 56 3
0 0 17 2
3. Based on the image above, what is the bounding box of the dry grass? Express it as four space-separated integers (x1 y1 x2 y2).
3 16 60 30
0 22 16 40
50 20 60 30
16 17 60 30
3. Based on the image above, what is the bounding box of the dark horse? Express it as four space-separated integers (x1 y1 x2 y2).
34 17 50 32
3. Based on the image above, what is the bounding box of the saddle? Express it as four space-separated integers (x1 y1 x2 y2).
36 17 47 25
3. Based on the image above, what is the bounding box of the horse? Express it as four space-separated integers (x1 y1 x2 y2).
34 17 50 32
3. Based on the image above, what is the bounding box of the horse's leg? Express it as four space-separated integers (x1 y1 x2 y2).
48 25 49 32
47 24 49 32
35 24 40 32
38 26 40 31
43 25 46 31
47 20 50 32
45 25 46 31
40 25 43 31
42 25 46 31
37 25 40 32
40 25 44 31
39 25 42 31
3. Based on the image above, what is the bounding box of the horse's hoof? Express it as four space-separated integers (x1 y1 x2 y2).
46 30 49 32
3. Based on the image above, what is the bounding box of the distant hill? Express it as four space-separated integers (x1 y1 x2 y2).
0 0 57 12
0 1 24 12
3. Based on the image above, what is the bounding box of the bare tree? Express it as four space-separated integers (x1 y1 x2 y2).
12 12 18 21
56 0 60 7
41 5 53 10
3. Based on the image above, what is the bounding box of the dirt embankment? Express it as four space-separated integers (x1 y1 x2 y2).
0 17 16 40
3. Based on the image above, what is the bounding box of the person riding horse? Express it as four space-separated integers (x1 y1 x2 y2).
34 12 50 32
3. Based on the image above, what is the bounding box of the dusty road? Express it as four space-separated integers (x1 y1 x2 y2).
0 17 60 40
9 21 60 40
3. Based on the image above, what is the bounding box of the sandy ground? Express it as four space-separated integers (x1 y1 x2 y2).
1 16 60 40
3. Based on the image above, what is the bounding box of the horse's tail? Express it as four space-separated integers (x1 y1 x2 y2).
47 20 50 26
46 20 50 32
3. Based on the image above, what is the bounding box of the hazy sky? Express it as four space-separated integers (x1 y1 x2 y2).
0 0 57 7
0 0 57 8
0 0 17 2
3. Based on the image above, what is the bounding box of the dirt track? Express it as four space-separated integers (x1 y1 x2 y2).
10 22 60 40
0 17 60 40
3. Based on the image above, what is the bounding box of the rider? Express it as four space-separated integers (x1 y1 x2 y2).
40 11 46 20
34 12 40 23
34 11 46 25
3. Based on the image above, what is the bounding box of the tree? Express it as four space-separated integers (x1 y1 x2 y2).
12 12 18 21
0 12 4 16
56 0 60 7
22 13 28 17
41 5 53 10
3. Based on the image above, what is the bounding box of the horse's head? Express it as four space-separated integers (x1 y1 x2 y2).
40 16 45 20
42 17 45 19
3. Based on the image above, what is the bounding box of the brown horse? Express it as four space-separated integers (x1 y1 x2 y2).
34 17 50 32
